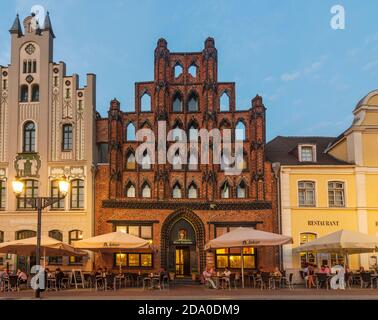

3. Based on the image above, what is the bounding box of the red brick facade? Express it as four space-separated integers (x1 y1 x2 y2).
95 38 278 274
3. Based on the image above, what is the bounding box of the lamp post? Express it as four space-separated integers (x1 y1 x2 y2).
12 178 69 298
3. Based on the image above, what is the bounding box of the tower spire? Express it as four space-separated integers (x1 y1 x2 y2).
43 11 55 38
9 14 23 37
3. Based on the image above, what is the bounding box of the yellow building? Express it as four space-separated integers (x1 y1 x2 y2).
266 89 378 275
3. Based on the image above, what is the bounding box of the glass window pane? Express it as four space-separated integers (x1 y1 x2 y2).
216 256 228 268
141 226 152 239
141 254 152 267
128 254 139 267
128 226 139 237
243 256 255 268
115 253 127 267
116 226 127 233
216 249 228 254
229 256 241 268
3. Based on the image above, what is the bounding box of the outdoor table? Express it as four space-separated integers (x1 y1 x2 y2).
210 276 220 288
269 275 282 289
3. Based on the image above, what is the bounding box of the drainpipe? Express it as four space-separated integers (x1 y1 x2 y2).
272 162 283 270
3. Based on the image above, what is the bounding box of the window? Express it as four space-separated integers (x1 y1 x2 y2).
20 85 28 102
30 84 39 102
70 179 84 209
216 247 255 269
188 64 197 77
69 230 83 265
299 233 317 268
126 151 136 170
126 123 136 141
23 121 36 152
172 151 182 170
298 181 315 207
235 121 246 141
237 180 246 198
2 79 7 90
17 180 38 209
141 93 151 112
188 151 198 170
125 182 136 198
172 122 184 141
16 230 36 240
50 180 65 209
141 150 151 170
48 230 63 265
98 143 109 163
174 64 183 78
172 93 183 112
32 60 37 73
172 182 182 199
65 88 70 99
188 124 198 142
300 146 315 162
0 180 5 209
27 60 32 73
23 60 27 73
220 92 230 112
114 253 153 268
187 92 199 112
115 225 152 239
0 231 4 243
141 182 151 198
62 124 73 151
188 183 198 199
328 181 345 207
220 181 230 199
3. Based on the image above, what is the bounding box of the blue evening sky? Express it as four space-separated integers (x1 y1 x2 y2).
1 0 378 141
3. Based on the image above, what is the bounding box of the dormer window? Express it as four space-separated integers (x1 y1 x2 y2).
299 145 316 162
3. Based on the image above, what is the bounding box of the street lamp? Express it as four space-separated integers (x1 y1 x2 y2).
12 178 69 298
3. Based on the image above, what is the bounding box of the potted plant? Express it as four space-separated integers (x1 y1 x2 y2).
191 267 199 281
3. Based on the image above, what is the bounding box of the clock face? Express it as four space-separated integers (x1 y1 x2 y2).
25 43 36 55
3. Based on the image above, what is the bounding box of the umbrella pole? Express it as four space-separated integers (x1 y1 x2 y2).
43 248 46 269
241 248 244 289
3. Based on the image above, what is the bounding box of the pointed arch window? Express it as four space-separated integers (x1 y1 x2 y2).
237 180 247 198
220 92 230 112
141 150 151 170
126 182 136 198
172 150 182 170
235 121 246 141
126 151 136 170
20 85 28 102
172 93 183 112
188 64 197 77
141 93 151 112
220 181 230 199
188 123 199 142
23 121 36 152
141 182 151 198
188 182 198 199
126 123 136 141
188 151 198 170
188 92 199 112
174 63 183 78
172 182 182 199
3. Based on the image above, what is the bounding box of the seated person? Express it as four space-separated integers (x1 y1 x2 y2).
17 269 28 283
358 266 365 273
319 265 329 274
202 266 217 289
95 268 103 277
55 268 65 289
273 267 282 277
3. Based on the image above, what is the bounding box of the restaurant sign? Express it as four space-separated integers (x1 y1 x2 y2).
307 221 339 227
103 242 120 247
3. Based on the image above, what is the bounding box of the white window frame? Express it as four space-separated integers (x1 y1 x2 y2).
298 144 316 162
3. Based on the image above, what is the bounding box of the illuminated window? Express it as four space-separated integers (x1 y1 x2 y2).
70 179 84 209
114 253 153 268
299 232 317 268
17 180 38 209
69 229 83 265
50 180 65 209
215 247 255 269
126 151 136 170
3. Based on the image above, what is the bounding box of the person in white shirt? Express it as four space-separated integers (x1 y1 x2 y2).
202 266 217 289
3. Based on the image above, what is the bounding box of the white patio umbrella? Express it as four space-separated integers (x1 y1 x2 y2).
205 227 293 288
293 229 378 266
0 236 87 267
73 231 151 271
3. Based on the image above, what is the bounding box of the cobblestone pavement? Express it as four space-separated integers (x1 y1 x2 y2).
1 285 378 300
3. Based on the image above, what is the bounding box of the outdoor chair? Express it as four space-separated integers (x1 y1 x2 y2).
316 273 329 290
360 272 375 289
47 277 58 291
256 272 272 290
95 275 105 291
161 274 169 289
105 274 116 291
143 276 152 290
344 272 352 289
4 276 19 292
281 273 294 290
221 275 232 290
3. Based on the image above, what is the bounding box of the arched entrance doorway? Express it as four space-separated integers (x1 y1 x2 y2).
161 209 205 275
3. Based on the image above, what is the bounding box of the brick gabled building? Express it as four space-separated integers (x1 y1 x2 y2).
95 38 278 275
